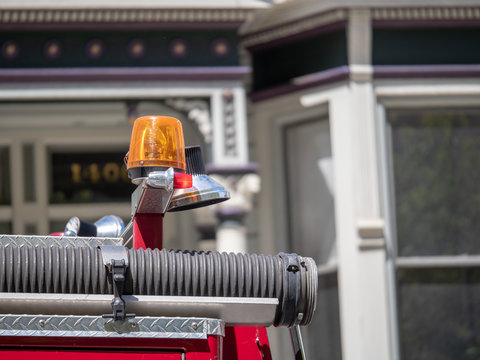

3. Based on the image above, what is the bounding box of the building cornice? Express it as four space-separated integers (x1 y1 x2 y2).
0 0 270 10
243 9 347 50
0 8 259 29
372 6 480 21
242 6 480 49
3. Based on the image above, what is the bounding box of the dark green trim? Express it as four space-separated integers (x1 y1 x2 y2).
373 27 480 66
0 30 239 68
251 30 347 92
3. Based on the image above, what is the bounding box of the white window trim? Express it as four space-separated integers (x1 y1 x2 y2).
375 78 480 360
317 262 338 276
271 103 330 253
251 89 340 360
396 256 480 268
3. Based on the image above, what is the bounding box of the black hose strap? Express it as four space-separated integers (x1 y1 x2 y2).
278 253 303 327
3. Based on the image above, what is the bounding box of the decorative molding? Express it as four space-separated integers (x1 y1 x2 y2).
358 238 385 251
170 38 188 58
242 6 480 50
222 89 237 156
43 39 62 60
85 39 104 59
0 9 254 24
164 98 212 144
0 9 256 30
372 7 480 22
350 65 373 83
128 39 146 59
1 40 19 60
357 217 385 251
242 9 347 49
211 38 230 58
357 218 384 239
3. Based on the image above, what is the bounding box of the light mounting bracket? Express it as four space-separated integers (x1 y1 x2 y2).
131 168 175 216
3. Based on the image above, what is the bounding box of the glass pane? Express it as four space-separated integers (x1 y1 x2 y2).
302 272 342 360
397 268 480 360
0 222 11 234
50 151 135 204
389 108 480 256
284 118 341 360
0 147 10 205
284 119 336 265
24 223 37 235
23 144 36 202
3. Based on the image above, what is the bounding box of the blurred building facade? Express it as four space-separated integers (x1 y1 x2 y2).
0 0 267 253
241 1 480 360
1 1 480 360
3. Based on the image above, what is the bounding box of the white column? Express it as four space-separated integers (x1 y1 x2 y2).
348 8 371 71
213 173 260 254
216 218 247 254
211 89 225 165
10 141 24 234
349 8 392 360
299 9 392 360
232 86 249 164
328 88 363 360
211 86 250 167
304 78 391 360
35 140 49 235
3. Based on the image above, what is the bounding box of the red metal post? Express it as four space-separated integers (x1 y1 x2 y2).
133 213 164 249
131 211 226 359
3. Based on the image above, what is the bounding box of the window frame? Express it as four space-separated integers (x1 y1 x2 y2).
0 141 12 231
272 102 333 263
273 102 341 359
376 82 480 360
379 95 480 266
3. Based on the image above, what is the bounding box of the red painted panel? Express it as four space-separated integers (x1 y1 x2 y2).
0 334 223 360
223 326 272 360
0 350 181 360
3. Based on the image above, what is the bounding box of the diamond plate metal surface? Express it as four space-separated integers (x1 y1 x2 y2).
0 314 224 339
132 186 173 215
0 235 122 248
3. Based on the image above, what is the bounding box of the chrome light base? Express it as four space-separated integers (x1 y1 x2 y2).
168 174 230 212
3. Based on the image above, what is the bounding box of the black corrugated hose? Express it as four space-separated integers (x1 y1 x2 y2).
0 246 317 327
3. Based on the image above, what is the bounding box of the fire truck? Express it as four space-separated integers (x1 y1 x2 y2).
0 116 318 360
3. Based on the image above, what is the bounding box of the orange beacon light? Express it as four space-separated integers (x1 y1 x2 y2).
126 116 186 182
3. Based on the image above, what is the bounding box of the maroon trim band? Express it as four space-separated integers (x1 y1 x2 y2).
0 66 251 83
